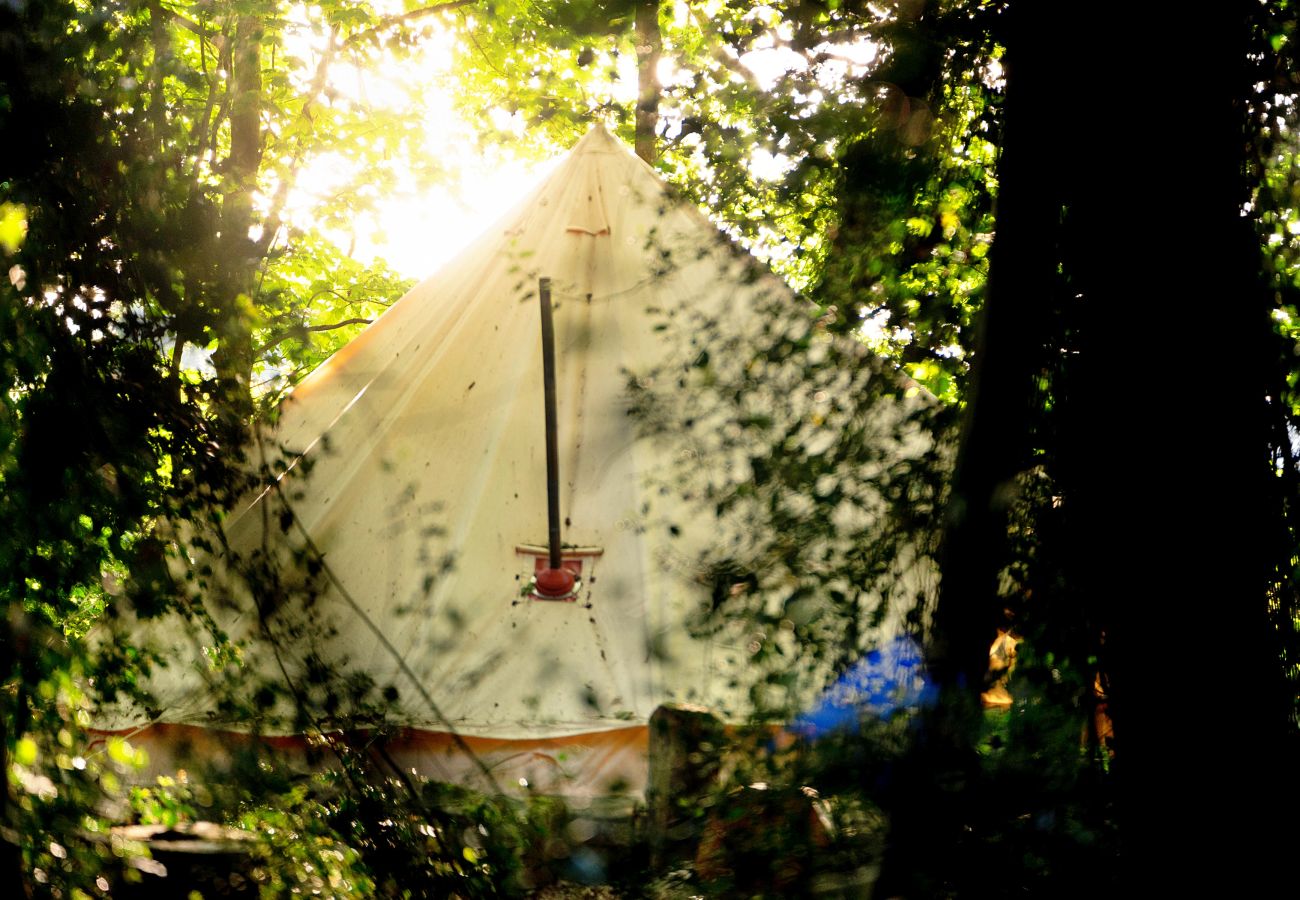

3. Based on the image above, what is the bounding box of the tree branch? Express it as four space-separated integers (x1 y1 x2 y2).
257 318 373 355
710 46 764 92
156 0 212 39
180 9 222 169
344 0 479 48
254 28 339 258
459 7 508 78
200 20 236 175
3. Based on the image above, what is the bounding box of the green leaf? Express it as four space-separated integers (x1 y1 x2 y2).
0 202 26 253
14 736 37 767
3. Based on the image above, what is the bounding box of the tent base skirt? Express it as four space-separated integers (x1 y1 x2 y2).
88 723 649 807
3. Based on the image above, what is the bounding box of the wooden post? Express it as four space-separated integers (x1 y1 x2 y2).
646 704 725 869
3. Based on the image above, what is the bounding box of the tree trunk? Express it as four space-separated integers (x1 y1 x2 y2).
212 13 263 434
634 0 660 164
882 2 1298 893
1064 4 1297 891
874 3 1064 892
0 627 22 894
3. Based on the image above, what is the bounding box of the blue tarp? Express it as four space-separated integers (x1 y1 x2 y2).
793 634 935 737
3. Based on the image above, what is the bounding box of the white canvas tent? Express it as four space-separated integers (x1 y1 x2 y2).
95 125 931 801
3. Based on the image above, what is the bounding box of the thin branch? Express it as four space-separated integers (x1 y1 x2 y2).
265 289 394 323
250 26 341 298
343 0 479 48
203 19 237 175
256 318 373 355
253 26 339 265
296 317 373 332
168 336 185 385
156 0 212 39
183 12 221 168
147 1 171 145
711 46 764 92
460 8 508 78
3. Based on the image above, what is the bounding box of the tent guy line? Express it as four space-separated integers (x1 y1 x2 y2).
275 476 505 793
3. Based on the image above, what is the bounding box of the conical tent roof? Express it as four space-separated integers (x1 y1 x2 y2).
99 126 824 796
254 123 761 730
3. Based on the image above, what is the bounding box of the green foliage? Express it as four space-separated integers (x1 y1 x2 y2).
112 742 576 897
0 0 454 891
629 280 951 720
1248 0 1300 725
7 668 154 898
245 230 413 410
129 774 201 831
445 1 998 400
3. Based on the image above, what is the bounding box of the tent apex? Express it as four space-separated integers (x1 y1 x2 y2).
570 121 627 156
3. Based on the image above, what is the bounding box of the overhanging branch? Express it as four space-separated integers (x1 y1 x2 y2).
257 318 373 355
158 0 212 39
344 0 479 47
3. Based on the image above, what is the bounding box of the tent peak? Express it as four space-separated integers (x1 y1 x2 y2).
569 122 628 157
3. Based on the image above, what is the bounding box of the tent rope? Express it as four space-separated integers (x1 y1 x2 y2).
259 456 505 794
287 520 502 792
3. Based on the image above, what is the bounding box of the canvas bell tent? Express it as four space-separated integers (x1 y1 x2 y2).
94 125 937 801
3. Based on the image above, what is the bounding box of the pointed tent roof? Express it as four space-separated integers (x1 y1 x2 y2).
99 126 941 799
109 126 794 747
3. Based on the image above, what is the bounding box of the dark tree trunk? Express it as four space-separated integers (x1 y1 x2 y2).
880 2 1298 894
1063 4 1297 891
212 13 263 436
875 3 1066 893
